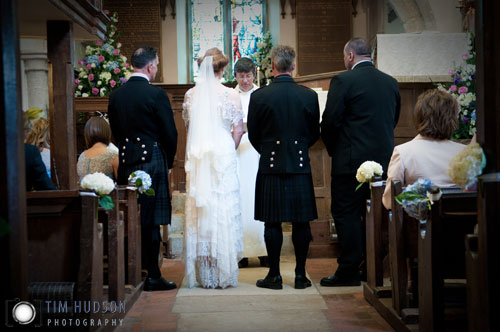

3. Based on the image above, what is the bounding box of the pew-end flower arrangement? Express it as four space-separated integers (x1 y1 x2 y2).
395 178 442 220
81 172 116 209
447 142 486 191
355 161 383 191
74 12 132 97
128 171 155 196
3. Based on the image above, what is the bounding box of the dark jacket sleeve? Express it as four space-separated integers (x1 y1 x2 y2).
394 88 401 128
247 94 260 151
309 94 321 147
155 89 178 169
320 76 346 156
25 144 56 191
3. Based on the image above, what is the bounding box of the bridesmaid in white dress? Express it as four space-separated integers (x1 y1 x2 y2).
233 58 268 268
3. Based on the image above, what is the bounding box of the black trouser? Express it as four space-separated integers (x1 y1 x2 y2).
141 225 162 279
331 174 369 280
264 222 312 277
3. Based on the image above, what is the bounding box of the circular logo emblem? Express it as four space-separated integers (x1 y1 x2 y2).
12 301 36 325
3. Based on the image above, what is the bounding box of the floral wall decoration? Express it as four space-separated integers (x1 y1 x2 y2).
437 33 476 140
74 12 133 97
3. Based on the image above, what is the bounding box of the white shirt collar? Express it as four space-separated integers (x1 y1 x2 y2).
236 83 258 95
352 60 372 70
130 72 150 82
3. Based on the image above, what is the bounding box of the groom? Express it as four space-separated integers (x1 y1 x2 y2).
248 45 320 289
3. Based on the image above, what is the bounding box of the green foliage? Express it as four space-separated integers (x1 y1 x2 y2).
99 195 115 210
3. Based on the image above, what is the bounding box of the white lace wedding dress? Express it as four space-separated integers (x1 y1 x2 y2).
182 77 244 289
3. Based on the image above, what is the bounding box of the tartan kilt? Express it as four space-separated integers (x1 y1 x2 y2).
118 145 171 227
254 173 318 223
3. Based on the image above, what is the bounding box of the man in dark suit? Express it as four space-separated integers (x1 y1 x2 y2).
248 45 320 290
108 46 178 291
25 144 55 191
320 38 400 286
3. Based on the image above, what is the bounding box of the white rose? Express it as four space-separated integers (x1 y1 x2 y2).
78 71 86 78
91 63 96 68
75 91 81 96
78 85 83 90
100 87 107 97
356 161 383 183
82 93 89 97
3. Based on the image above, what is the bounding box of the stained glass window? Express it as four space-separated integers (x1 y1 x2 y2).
189 0 265 82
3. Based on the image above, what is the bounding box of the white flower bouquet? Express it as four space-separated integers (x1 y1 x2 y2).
81 172 116 209
128 170 155 196
355 161 383 191
447 142 486 191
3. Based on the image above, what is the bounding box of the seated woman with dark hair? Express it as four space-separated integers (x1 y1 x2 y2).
382 89 466 209
77 117 118 181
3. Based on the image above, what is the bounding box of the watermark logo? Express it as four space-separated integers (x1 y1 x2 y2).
5 299 43 327
12 301 36 325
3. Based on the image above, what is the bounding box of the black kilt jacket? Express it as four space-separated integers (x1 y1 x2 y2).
108 76 178 226
248 74 320 222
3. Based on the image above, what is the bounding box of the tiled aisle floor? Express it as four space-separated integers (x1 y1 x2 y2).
116 258 394 332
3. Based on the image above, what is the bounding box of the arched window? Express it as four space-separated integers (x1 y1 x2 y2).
188 0 266 82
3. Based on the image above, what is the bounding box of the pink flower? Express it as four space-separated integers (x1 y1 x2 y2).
462 53 470 60
110 80 116 87
98 55 105 62
114 68 121 74
96 40 103 46
74 79 80 85
78 59 84 66
88 74 94 81
448 69 455 75
91 88 99 95
117 42 122 48
459 86 468 94
449 85 457 92
86 64 92 69
103 9 110 15
125 63 130 69
113 49 120 56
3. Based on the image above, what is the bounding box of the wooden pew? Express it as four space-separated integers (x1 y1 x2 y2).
117 185 142 287
26 190 103 324
418 188 476 332
364 180 390 292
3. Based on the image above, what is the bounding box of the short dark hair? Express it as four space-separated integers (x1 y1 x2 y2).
131 46 158 69
413 89 459 140
84 117 111 148
234 57 256 76
271 45 295 73
345 38 371 57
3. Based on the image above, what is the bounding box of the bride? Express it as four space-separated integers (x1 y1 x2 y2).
182 48 244 288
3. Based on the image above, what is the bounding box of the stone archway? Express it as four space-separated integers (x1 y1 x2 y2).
388 0 436 32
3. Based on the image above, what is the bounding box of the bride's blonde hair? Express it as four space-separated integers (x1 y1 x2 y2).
197 48 228 74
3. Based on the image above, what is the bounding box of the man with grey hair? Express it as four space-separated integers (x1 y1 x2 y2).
321 37 400 286
248 45 320 290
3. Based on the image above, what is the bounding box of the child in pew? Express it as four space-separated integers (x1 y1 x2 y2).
77 117 119 181
382 89 467 210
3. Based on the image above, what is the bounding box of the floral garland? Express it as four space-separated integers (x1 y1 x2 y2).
437 33 476 139
251 32 273 86
74 12 132 97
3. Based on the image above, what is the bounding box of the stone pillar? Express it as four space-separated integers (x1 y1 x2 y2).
20 39 49 113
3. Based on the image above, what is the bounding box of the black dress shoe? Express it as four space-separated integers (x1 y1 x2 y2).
256 275 283 290
144 277 177 291
258 256 270 267
320 274 361 287
294 275 312 289
238 258 249 268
